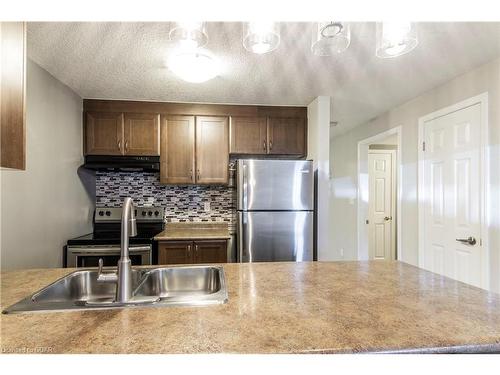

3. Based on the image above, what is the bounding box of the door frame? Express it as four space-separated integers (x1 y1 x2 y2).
367 149 397 260
417 92 489 289
357 126 402 261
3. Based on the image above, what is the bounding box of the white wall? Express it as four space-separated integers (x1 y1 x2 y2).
370 133 398 146
330 58 500 292
307 96 331 260
0 59 93 270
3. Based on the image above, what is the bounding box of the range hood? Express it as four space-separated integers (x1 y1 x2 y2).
83 155 160 172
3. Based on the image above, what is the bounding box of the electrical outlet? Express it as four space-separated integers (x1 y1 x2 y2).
340 248 344 258
204 202 211 212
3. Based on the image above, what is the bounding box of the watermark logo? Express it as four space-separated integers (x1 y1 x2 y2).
2 346 54 354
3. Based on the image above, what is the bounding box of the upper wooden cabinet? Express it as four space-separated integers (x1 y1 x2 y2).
268 117 306 156
85 112 159 156
82 100 307 167
230 116 267 154
1 22 26 170
229 116 306 156
85 112 124 155
196 116 229 184
123 113 160 155
160 115 228 185
160 115 195 184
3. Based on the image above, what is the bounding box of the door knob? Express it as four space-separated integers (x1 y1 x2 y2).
384 216 392 221
456 236 477 246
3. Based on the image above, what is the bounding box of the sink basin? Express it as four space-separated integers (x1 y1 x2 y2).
3 266 227 314
135 266 224 302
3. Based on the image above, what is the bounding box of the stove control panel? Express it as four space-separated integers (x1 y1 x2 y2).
95 207 165 222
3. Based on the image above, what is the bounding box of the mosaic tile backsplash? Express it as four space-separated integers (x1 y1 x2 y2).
96 171 236 224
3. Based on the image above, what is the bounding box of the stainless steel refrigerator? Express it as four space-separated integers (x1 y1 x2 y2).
236 159 314 262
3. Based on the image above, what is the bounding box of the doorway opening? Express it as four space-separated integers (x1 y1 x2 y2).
357 127 402 261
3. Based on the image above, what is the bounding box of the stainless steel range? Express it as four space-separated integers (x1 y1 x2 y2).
66 206 165 267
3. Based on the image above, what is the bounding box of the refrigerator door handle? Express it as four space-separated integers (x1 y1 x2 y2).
237 212 247 262
242 163 248 210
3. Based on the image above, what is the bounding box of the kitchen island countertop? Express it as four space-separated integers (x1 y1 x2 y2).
1 261 500 354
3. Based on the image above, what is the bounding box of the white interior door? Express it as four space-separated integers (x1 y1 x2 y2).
368 151 396 260
422 103 485 288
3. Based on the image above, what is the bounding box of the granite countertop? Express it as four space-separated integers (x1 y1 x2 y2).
1 261 500 354
154 222 230 241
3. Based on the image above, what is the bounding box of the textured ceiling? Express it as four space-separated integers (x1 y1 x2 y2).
27 22 500 136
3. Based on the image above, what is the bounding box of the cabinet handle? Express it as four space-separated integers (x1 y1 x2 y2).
263 140 266 151
195 244 199 255
189 169 194 181
187 244 192 258
197 170 201 181
269 140 273 150
117 140 122 151
125 140 129 152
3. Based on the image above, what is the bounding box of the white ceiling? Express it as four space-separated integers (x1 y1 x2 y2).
27 22 500 136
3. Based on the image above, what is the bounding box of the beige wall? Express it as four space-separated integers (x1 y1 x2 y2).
0 60 93 270
330 58 500 292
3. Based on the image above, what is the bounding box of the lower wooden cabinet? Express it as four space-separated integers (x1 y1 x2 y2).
157 240 228 265
158 241 193 265
193 240 228 263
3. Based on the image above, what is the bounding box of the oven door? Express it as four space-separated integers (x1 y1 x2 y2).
66 245 152 268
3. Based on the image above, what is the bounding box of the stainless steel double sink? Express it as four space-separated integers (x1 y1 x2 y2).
3 266 228 314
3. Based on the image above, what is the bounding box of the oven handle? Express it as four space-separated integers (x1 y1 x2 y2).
68 245 152 255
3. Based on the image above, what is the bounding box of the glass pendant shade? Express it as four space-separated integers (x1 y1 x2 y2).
375 22 418 58
169 22 208 49
243 22 280 54
311 22 350 56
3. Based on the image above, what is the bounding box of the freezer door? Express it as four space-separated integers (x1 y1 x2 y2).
237 159 314 211
238 211 313 262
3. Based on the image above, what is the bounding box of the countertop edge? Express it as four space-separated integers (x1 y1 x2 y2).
154 236 230 240
298 343 500 354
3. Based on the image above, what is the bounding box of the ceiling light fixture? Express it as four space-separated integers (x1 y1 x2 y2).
169 22 208 49
375 22 418 58
167 47 220 83
311 22 351 56
243 22 280 54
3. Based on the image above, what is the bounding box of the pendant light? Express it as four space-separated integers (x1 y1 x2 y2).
243 22 280 54
168 22 219 83
169 22 208 49
375 22 418 58
311 22 350 56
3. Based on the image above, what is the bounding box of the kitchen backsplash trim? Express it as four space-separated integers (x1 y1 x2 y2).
96 171 236 225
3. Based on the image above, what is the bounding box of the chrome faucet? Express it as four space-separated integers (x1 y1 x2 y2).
97 197 145 304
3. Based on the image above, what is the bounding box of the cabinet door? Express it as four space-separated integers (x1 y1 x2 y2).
85 112 124 155
195 116 229 184
267 117 306 156
158 241 193 265
160 115 195 184
123 113 160 155
1 22 26 170
193 240 228 264
230 116 267 154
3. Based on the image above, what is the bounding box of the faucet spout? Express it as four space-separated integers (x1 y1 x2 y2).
115 197 136 303
96 197 138 304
